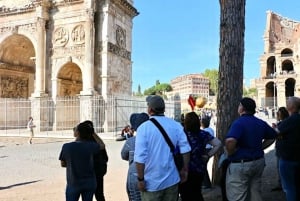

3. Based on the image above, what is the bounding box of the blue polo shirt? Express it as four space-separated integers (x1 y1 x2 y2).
226 114 276 162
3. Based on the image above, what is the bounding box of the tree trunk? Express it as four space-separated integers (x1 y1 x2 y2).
212 0 246 185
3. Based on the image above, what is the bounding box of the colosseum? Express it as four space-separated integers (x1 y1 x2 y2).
256 11 300 110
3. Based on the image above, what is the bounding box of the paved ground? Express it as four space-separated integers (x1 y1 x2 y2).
0 137 128 201
0 115 286 201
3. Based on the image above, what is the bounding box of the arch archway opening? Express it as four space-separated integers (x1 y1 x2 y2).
281 60 294 73
266 56 276 78
57 62 82 97
0 34 35 98
285 78 295 97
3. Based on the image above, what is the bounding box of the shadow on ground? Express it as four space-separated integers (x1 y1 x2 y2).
0 180 41 190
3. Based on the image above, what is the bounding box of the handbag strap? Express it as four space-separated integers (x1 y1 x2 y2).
150 118 175 153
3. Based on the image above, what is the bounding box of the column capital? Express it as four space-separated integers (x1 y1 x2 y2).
85 8 95 21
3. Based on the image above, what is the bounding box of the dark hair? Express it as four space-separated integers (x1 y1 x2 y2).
82 120 95 132
201 118 210 128
184 112 200 133
82 120 96 141
240 97 256 114
76 122 94 140
277 107 289 121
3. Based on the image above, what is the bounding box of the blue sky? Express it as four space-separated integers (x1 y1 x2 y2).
131 1 300 93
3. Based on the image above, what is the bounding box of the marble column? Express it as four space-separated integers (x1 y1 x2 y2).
32 6 48 97
277 82 286 107
81 8 96 95
101 5 109 99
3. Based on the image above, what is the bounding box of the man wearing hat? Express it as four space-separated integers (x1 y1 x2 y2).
225 97 276 201
134 95 191 201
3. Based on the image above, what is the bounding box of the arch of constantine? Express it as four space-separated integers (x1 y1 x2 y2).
0 0 139 133
255 11 300 109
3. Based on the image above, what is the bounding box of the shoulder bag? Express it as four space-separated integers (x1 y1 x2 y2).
150 118 183 171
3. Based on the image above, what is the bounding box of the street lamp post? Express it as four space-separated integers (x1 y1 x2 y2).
273 60 276 111
273 81 276 111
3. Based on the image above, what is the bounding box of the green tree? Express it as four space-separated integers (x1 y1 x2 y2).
134 84 143 96
144 81 172 96
214 0 246 184
156 83 172 94
203 69 219 95
243 87 257 98
144 86 157 95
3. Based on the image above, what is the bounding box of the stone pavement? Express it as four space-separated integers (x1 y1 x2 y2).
0 114 285 201
0 137 128 201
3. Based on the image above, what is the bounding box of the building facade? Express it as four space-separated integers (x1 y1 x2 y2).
168 73 210 112
0 0 138 132
255 11 300 109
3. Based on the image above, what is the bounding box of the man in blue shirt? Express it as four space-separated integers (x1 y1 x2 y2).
225 97 276 201
134 95 191 201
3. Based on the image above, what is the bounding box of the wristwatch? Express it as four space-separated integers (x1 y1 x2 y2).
137 177 144 181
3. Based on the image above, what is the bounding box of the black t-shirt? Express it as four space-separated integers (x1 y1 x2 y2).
277 113 300 161
94 149 108 176
59 141 100 187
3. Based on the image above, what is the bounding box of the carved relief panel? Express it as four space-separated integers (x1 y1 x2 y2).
0 75 28 98
59 80 82 97
71 25 85 44
52 24 85 58
116 25 126 48
53 27 69 47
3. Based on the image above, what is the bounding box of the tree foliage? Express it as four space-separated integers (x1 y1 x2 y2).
144 81 172 95
243 87 257 98
134 84 143 96
203 69 219 95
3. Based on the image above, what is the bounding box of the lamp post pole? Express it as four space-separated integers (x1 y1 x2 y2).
273 60 277 112
273 81 276 111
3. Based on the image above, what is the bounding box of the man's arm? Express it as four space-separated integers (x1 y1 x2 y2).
225 137 237 156
262 139 275 150
179 152 190 183
207 138 222 157
136 162 146 191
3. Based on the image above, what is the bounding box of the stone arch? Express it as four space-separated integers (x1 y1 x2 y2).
281 48 293 56
281 59 294 73
285 78 295 97
56 62 83 97
53 57 84 79
265 81 276 98
266 56 275 77
265 81 277 109
0 34 35 98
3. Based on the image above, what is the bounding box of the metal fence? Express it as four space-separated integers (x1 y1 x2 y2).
261 97 277 109
0 96 180 139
